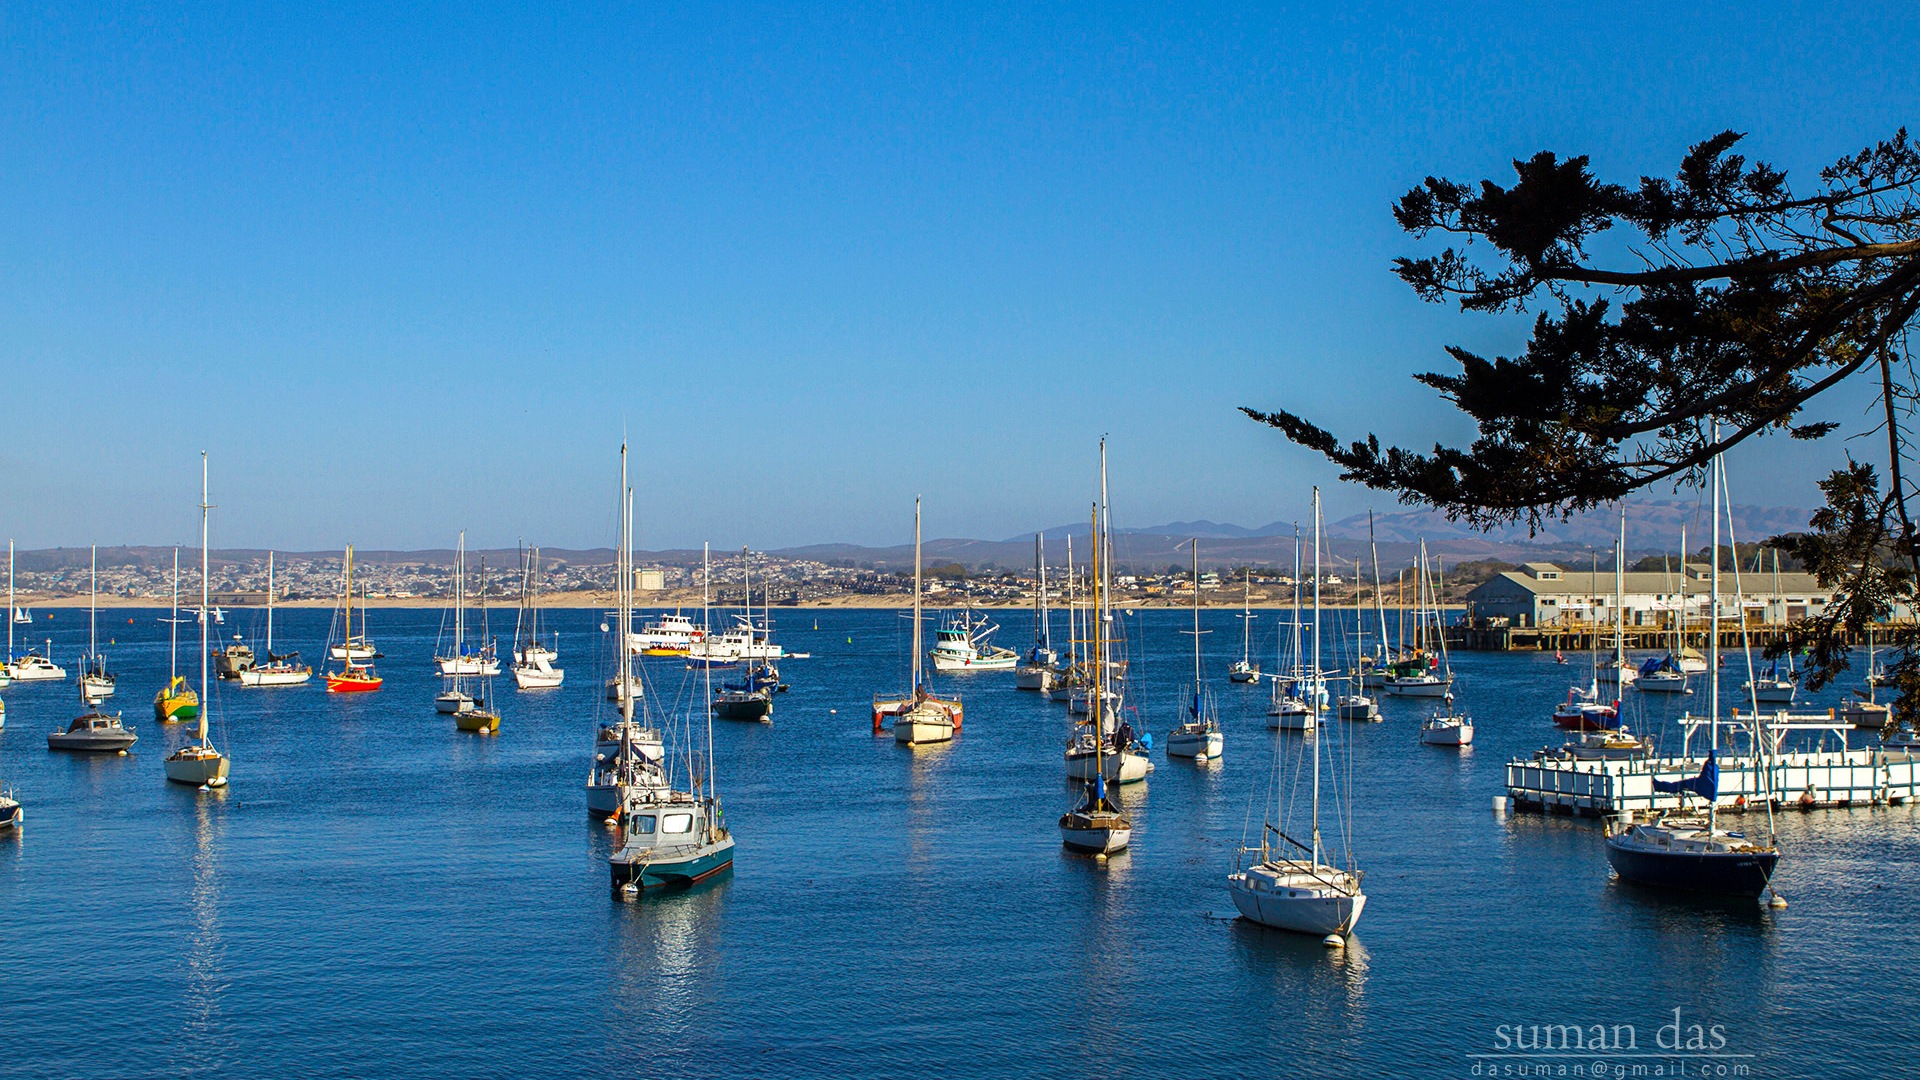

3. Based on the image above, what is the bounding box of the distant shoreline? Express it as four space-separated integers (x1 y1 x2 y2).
9 590 1460 612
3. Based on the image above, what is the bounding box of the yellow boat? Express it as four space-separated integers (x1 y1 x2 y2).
454 708 500 734
154 675 199 723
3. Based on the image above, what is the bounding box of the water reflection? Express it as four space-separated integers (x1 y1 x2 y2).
1228 915 1372 1021
173 791 230 1076
902 741 951 872
604 877 730 1053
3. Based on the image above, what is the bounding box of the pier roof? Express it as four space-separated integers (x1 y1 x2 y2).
1478 569 1826 598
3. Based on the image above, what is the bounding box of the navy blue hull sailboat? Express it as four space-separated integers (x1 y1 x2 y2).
1603 446 1780 901
1604 753 1779 897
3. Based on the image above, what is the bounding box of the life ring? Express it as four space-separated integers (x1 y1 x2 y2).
1734 795 1747 808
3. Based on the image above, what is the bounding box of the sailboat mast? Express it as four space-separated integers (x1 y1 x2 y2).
1709 447 1721 833
912 498 923 693
1065 535 1076 667
6 539 12 663
1311 487 1323 865
199 452 211 745
1191 540 1202 710
266 552 275 656
1369 512 1390 659
170 547 180 683
1610 512 1624 695
90 544 98 664
1090 503 1105 746
619 443 634 723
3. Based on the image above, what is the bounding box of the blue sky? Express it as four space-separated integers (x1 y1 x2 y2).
3 3 1915 550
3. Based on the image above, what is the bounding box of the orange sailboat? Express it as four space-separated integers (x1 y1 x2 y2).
325 545 384 693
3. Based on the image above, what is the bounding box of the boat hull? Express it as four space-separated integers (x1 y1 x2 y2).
893 713 954 744
0 798 18 830
609 836 736 890
1166 729 1222 759
513 665 564 689
325 673 383 693
164 749 229 786
1065 748 1152 784
1604 836 1778 898
7 660 66 682
1635 675 1690 694
1268 711 1316 731
713 695 772 722
1420 719 1474 746
1060 815 1131 853
1228 877 1366 937
154 694 199 723
47 730 138 752
1014 665 1055 691
1383 679 1449 697
237 667 312 687
454 710 500 733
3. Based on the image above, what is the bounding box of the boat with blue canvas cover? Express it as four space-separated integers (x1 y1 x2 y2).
1605 448 1780 900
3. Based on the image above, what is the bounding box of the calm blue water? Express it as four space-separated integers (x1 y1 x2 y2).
1 605 1914 1080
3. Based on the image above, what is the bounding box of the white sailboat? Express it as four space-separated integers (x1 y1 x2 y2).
1064 443 1152 783
435 533 477 713
588 446 666 817
1229 488 1366 942
165 454 230 788
1167 539 1224 759
1015 534 1059 691
874 499 964 744
512 546 564 689
1382 545 1451 698
1228 568 1259 683
1335 559 1379 722
78 546 115 702
1268 528 1316 731
238 552 313 686
1417 544 1473 746
1060 492 1133 855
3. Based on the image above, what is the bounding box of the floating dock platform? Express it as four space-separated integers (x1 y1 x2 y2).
1506 713 1919 819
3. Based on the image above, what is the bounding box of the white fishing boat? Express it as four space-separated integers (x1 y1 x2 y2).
873 500 963 745
164 454 230 788
929 609 1018 671
511 546 565 689
1167 540 1225 760
7 646 65 682
1229 489 1366 942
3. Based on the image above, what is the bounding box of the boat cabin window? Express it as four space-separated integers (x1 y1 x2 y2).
630 815 657 835
662 813 694 834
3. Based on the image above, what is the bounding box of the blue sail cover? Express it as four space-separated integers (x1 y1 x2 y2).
1653 752 1719 801
1639 656 1665 677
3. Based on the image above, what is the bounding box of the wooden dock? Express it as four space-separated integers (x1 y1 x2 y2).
1452 618 1914 653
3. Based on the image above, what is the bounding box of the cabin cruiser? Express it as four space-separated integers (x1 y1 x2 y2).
7 650 66 682
608 786 734 890
684 616 784 668
48 711 137 752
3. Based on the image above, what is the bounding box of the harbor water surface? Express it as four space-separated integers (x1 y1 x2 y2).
1 606 1914 1079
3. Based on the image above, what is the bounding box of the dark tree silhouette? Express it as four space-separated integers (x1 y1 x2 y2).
1246 130 1920 724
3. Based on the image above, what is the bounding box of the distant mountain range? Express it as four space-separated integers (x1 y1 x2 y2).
13 499 1814 575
